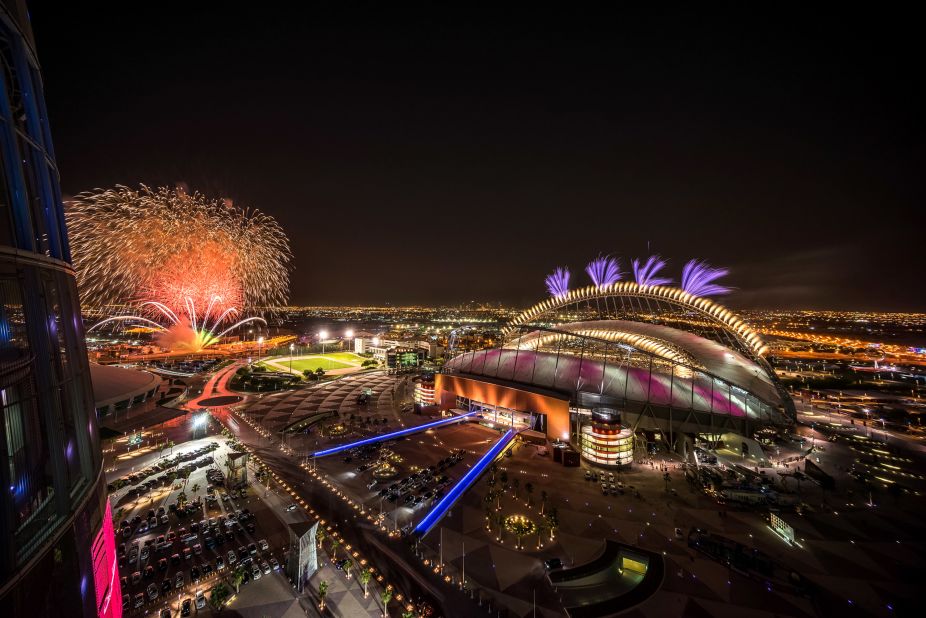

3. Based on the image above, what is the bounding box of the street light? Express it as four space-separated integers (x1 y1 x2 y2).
257 336 264 364
345 329 354 352
319 330 328 354
289 343 295 374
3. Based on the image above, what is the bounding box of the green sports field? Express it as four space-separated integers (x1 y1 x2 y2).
258 352 367 374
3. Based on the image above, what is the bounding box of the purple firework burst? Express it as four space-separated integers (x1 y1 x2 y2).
545 267 570 298
632 255 672 287
585 255 622 287
681 259 731 296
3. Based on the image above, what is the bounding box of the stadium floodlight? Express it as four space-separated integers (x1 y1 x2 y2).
345 329 354 339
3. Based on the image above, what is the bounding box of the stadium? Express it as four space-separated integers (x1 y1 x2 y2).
436 280 795 468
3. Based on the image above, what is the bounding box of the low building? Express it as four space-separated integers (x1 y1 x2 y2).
89 363 163 420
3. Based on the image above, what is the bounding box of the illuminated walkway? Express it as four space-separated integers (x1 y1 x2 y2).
414 428 516 538
311 411 477 458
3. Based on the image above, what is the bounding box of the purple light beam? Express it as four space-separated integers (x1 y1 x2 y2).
585 255 622 287
681 259 731 296
632 255 672 287
545 267 570 298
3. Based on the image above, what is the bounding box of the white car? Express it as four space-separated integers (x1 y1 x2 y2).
195 590 206 610
258 539 269 551
251 565 261 580
227 550 237 565
285 504 298 512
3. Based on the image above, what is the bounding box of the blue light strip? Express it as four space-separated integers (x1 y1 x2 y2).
414 429 516 538
311 412 477 458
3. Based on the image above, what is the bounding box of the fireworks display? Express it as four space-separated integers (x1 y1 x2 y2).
545 267 570 298
681 259 731 296
545 254 732 298
632 255 672 287
585 255 622 287
67 185 292 350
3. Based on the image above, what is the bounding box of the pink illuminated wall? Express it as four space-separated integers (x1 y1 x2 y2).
93 502 123 618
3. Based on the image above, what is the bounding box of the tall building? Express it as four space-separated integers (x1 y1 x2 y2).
0 2 120 617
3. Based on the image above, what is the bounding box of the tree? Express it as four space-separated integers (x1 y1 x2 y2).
177 491 188 508
499 471 508 488
318 580 329 610
540 490 548 515
209 582 231 612
381 588 393 618
330 538 341 560
231 566 245 593
191 483 200 495
316 527 327 549
359 568 373 598
512 478 520 499
525 482 534 507
544 507 559 541
343 558 354 580
303 369 316 380
315 367 326 378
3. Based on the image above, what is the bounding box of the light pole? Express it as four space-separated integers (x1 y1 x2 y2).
289 343 295 374
257 336 264 364
345 329 354 352
319 330 328 354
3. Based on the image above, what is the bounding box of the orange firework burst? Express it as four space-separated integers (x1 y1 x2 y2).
66 185 291 349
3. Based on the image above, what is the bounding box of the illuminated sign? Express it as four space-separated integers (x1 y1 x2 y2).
94 502 122 618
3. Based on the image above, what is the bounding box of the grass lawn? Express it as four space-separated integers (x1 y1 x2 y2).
319 352 366 364
288 357 354 372
257 352 367 374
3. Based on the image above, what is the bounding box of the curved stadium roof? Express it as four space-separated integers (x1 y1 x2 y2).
445 321 788 424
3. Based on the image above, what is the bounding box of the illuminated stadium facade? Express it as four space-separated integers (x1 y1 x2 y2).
436 282 794 466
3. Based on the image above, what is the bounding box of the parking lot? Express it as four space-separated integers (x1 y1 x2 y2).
311 421 498 533
111 432 298 616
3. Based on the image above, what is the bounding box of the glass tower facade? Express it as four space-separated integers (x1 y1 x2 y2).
0 1 119 616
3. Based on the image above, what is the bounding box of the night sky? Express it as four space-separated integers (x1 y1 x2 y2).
29 4 923 310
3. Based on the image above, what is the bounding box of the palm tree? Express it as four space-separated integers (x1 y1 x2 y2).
318 580 329 610
544 507 559 541
540 490 548 515
359 569 372 598
330 538 341 561
525 482 534 507
231 566 245 593
381 588 393 618
343 558 354 580
177 491 188 508
499 470 508 489
209 582 231 612
536 519 548 549
512 478 520 499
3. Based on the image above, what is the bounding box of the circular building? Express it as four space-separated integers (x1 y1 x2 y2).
435 283 793 467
